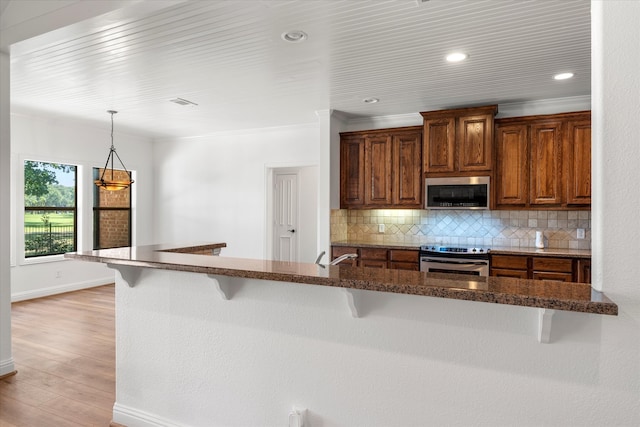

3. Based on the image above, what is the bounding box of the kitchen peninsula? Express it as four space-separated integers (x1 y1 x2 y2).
66 243 616 315
66 243 619 426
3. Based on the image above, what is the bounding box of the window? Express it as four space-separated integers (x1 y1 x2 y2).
93 168 132 249
24 161 77 258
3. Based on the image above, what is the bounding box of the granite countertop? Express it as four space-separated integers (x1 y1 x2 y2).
331 240 423 250
488 246 591 259
332 241 591 258
65 243 614 316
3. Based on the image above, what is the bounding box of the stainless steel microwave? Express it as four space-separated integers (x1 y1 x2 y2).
424 176 490 209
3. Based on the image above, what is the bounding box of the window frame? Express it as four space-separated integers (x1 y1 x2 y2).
92 167 132 250
23 160 78 259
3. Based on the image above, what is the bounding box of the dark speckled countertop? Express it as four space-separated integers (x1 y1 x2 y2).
332 241 591 259
65 242 614 316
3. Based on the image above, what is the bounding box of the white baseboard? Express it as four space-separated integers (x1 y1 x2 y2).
0 357 16 377
113 403 184 427
11 277 114 302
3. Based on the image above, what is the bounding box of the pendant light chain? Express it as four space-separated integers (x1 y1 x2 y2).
94 110 134 191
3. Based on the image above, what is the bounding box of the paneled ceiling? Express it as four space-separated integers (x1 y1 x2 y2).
8 0 591 138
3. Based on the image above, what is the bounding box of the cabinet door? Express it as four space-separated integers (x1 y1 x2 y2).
458 114 493 171
359 259 388 268
532 257 573 273
389 250 419 270
389 261 419 271
364 135 392 206
423 117 455 173
577 259 591 283
530 121 563 205
565 119 591 205
491 268 529 279
340 136 365 208
392 132 422 206
360 248 388 261
495 124 529 207
532 271 574 282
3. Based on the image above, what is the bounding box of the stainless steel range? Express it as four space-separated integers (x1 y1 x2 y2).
419 245 490 276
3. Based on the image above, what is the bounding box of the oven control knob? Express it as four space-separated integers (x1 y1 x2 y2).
479 249 484 252
472 248 477 252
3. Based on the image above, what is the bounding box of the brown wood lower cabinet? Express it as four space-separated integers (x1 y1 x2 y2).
331 246 419 270
360 248 388 268
331 246 359 266
389 249 420 271
490 254 590 283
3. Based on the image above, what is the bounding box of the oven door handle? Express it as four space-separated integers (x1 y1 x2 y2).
421 258 487 266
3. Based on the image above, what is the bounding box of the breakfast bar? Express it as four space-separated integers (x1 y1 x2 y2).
65 242 617 317
65 243 622 426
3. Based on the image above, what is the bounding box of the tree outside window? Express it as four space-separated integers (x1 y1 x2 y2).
24 161 77 257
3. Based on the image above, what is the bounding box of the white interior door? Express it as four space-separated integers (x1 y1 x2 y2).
274 172 298 262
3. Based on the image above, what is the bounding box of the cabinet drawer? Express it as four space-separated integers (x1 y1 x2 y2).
389 249 418 262
389 261 419 271
360 259 387 268
491 255 527 270
332 246 359 258
532 271 574 282
491 268 528 279
360 248 388 260
532 257 573 273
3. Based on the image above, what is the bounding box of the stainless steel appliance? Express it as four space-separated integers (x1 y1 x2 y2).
419 245 490 276
424 176 490 209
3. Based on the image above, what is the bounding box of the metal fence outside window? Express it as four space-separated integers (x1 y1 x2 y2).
25 224 75 257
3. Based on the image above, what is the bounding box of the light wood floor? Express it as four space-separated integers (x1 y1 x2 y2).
0 284 116 426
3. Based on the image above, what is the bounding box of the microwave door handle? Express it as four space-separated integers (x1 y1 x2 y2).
423 259 487 266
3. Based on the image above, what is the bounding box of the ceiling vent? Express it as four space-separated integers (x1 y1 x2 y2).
169 98 198 106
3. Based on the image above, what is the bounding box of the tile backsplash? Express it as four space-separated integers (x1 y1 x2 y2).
331 209 591 250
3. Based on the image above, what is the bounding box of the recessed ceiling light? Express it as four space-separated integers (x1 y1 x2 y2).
169 98 198 106
446 52 468 62
363 97 379 104
281 30 308 43
553 72 575 80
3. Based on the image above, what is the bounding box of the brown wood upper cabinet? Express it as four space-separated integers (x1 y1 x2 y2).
421 105 498 176
340 126 422 209
494 111 591 209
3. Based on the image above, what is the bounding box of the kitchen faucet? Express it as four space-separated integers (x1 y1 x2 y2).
328 253 358 265
314 251 359 266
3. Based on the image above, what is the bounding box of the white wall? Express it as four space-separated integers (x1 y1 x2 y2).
112 2 640 426
10 110 155 300
0 51 14 376
153 123 320 260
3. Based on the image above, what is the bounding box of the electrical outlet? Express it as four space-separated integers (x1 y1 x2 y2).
378 224 385 233
577 228 585 239
55 270 62 278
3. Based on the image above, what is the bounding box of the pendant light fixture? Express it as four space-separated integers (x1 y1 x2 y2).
94 110 134 191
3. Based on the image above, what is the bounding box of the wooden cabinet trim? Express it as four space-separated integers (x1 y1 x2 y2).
420 105 498 120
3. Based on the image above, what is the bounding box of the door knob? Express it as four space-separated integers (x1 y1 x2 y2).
288 229 296 233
